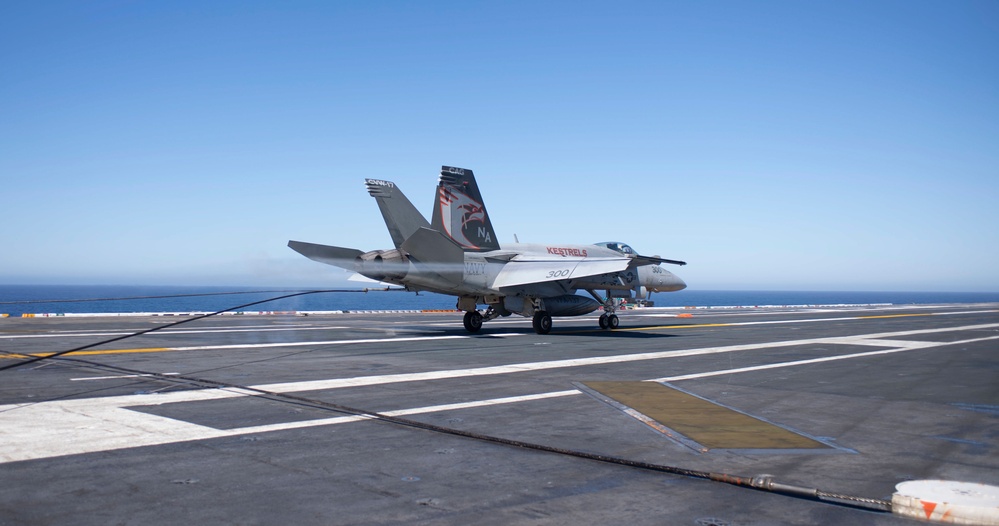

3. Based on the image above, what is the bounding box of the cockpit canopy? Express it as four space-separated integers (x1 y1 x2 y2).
593 241 636 255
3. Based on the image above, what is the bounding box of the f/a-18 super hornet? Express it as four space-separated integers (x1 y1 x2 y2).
288 166 686 334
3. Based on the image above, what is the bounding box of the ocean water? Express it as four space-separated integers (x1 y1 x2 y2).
1 285 997 317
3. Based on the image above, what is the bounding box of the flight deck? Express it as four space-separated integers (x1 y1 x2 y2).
2 304 998 525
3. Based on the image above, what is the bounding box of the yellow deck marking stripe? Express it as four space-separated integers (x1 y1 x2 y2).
0 335 469 360
68 348 171 356
584 381 830 450
2 348 172 359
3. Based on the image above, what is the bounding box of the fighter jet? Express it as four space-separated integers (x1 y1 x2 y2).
288 166 687 334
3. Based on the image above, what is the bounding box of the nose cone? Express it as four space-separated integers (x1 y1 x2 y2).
644 267 686 292
663 271 687 292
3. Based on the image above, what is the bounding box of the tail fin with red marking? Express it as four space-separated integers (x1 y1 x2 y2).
430 166 501 252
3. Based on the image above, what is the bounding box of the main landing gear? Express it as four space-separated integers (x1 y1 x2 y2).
463 309 551 334
532 311 552 335
463 305 505 333
464 309 550 334
463 311 483 333
598 312 619 330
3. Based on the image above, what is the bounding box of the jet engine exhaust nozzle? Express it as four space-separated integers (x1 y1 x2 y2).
356 249 410 281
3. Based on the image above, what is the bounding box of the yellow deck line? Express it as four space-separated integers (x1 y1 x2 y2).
2 348 171 360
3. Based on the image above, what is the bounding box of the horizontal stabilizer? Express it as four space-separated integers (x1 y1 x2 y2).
400 227 464 286
287 240 362 271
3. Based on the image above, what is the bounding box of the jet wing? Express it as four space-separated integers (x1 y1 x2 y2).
287 240 362 271
490 256 629 289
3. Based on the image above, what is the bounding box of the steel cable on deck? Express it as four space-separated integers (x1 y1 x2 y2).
0 288 405 372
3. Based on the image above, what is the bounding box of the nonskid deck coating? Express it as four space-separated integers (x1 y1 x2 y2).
1 304 997 525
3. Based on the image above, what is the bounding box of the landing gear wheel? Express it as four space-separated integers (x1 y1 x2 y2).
532 311 552 335
598 314 608 329
607 314 619 329
463 311 483 333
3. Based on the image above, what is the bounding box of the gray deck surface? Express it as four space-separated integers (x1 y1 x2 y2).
2 303 997 525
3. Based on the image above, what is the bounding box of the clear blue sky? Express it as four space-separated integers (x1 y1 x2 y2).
2 1 997 291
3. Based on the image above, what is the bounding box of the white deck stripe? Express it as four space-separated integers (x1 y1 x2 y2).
652 335 999 382
251 323 999 393
72 373 180 381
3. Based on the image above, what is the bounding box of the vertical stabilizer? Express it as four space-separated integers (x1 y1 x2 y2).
365 178 431 249
431 166 501 252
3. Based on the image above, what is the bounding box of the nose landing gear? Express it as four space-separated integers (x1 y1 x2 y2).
587 289 621 330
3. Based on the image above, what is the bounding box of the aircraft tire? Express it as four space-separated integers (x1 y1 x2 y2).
598 314 608 329
608 314 619 329
533 311 552 335
463 311 483 333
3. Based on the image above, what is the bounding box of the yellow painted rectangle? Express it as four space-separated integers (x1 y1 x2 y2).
584 381 829 450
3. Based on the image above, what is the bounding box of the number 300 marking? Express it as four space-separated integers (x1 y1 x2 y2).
546 269 570 278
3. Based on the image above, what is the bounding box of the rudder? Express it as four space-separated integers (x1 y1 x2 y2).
431 166 501 252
